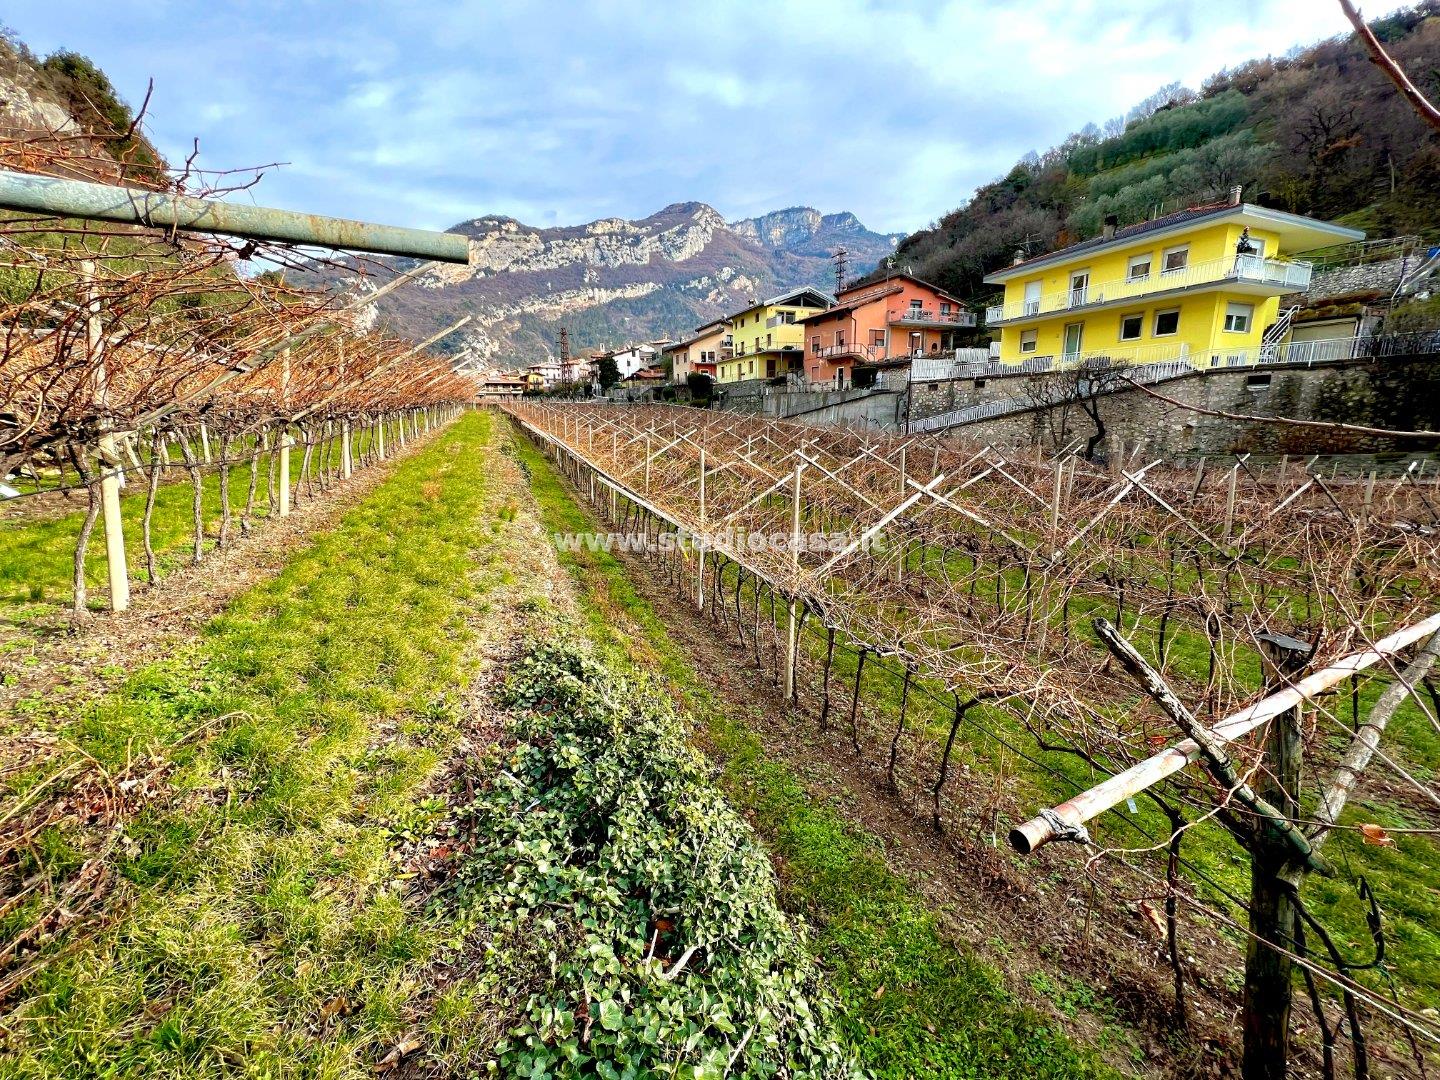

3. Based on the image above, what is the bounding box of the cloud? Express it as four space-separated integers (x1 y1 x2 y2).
1 0 1399 235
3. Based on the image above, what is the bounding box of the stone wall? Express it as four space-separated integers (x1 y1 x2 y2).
950 355 1440 460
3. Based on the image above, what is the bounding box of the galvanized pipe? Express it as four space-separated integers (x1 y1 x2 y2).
0 169 474 264
1009 610 1440 854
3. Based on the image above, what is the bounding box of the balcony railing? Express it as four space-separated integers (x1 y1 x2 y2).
810 343 884 363
984 254 1314 324
906 331 1440 434
765 314 799 328
887 306 977 327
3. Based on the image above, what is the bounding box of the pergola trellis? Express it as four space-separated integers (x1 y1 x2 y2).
0 131 481 615
505 399 1440 1078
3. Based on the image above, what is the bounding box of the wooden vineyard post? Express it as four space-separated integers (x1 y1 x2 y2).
83 259 130 612
1050 458 1062 535
1243 631 1313 1080
696 448 707 611
341 419 353 479
278 348 293 516
376 415 386 460
783 461 804 700
1224 463 1239 537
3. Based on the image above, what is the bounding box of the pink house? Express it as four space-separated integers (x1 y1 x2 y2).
798 274 975 387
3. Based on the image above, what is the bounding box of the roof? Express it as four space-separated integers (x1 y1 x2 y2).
729 286 835 318
846 272 963 305
799 283 902 323
664 319 733 353
983 203 1366 284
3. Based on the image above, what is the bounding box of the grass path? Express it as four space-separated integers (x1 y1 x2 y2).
2 414 517 1077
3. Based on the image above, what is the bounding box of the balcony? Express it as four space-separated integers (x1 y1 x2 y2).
811 343 884 363
984 254 1314 325
887 306 977 327
765 314 799 328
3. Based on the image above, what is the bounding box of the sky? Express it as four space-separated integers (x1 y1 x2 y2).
2 0 1400 237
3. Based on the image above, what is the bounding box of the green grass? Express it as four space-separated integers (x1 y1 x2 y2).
515 429 1120 1078
0 426 380 613
2 413 501 1077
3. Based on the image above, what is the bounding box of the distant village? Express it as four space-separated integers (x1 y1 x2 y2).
472 267 983 401
473 194 1439 427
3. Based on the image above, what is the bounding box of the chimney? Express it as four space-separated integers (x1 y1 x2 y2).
1229 184 1243 206
1012 248 1026 266
1102 214 1118 241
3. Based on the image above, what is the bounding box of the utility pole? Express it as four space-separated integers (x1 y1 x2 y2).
832 249 849 295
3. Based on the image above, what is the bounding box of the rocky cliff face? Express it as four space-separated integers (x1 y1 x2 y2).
332 202 903 367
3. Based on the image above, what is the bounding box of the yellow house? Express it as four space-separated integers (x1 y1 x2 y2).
664 318 732 381
984 199 1363 368
716 286 834 383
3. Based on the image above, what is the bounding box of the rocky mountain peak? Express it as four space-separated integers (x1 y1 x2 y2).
325 202 901 370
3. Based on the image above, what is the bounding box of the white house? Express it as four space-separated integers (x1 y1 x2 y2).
605 341 670 379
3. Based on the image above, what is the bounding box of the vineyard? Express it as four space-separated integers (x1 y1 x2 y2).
2 71 1440 1080
506 400 1440 1078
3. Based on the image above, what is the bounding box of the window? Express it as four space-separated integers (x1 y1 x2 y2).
1153 308 1180 336
1162 246 1189 274
1119 313 1144 341
1019 328 1038 353
835 329 846 347
811 336 821 354
1224 302 1254 333
1126 254 1152 282
973 378 987 388
766 333 773 347
1246 373 1272 389
869 329 885 346
909 299 922 312
1069 270 1090 305
940 302 952 316
1023 280 1042 316
779 311 796 324
748 360 755 374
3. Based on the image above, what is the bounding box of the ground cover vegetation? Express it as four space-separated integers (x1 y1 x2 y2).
0 414 906 1078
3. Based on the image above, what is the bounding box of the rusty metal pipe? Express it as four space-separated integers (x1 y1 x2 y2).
0 169 474 264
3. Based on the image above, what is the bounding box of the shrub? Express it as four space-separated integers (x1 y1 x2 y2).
449 639 856 1077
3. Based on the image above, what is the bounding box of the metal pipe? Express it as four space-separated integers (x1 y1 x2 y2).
0 169 474 264
1010 610 1440 854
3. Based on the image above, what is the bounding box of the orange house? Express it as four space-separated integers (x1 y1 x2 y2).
799 274 975 388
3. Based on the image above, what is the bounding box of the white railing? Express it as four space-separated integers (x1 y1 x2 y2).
984 254 1314 324
811 343 883 362
908 331 1440 433
887 306 978 327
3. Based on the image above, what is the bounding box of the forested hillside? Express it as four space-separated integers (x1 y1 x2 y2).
875 2 1440 303
0 26 164 181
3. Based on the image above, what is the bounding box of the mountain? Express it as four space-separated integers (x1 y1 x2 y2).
340 203 903 367
866 2 1440 308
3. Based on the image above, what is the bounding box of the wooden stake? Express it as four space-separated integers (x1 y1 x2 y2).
696 448 707 610
82 260 129 612
783 462 803 700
